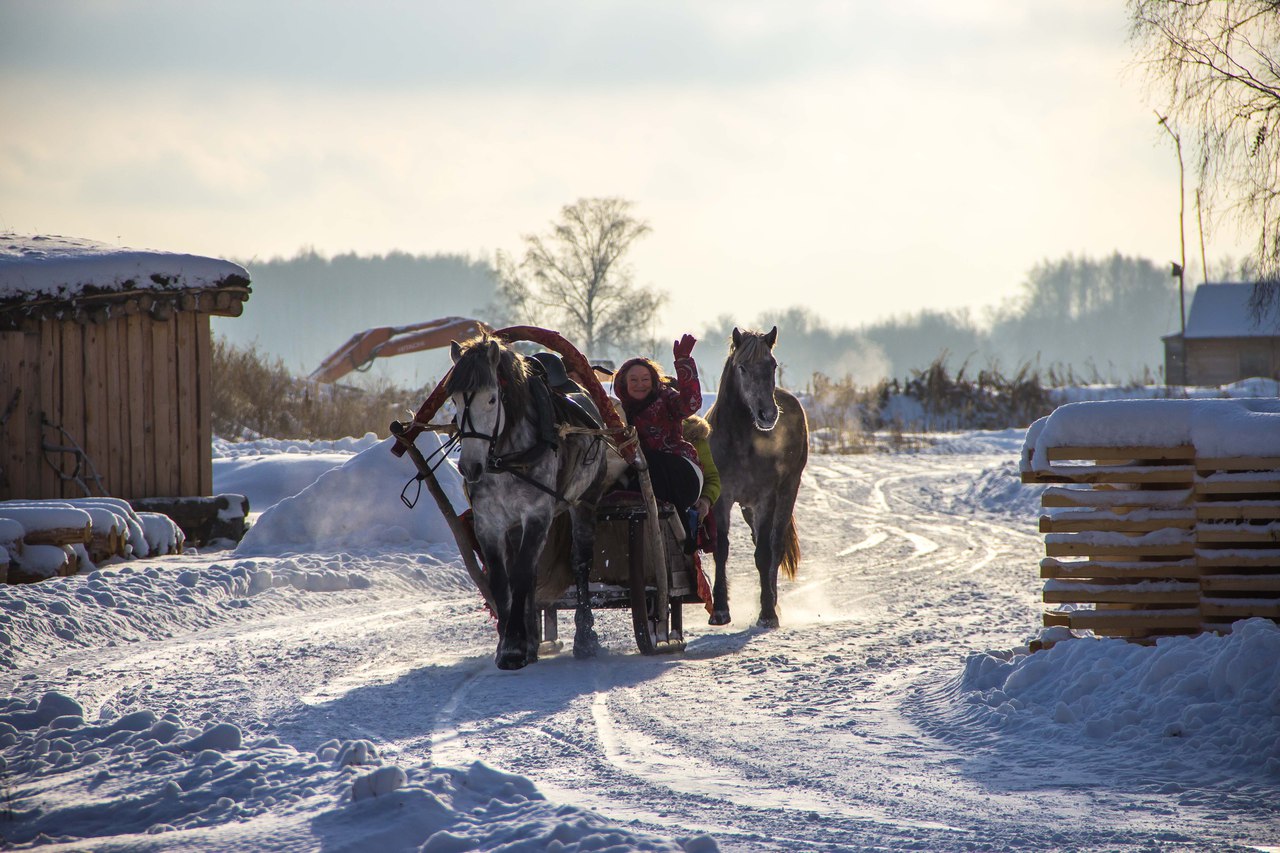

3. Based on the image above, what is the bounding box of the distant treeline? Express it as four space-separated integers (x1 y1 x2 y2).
216 248 1197 392
212 249 498 387
701 252 1187 390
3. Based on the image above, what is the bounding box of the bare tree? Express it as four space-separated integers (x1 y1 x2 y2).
494 197 666 358
1129 0 1280 316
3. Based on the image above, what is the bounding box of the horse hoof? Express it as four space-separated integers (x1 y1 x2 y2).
573 630 600 659
496 651 529 670
708 610 731 626
756 615 780 629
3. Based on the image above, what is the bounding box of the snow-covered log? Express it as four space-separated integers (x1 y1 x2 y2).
136 511 185 556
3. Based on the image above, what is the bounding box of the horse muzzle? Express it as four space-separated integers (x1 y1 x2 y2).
459 459 485 483
754 406 780 431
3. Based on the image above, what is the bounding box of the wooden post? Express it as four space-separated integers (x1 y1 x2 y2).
196 317 214 496
127 315 150 498
151 315 177 496
0 332 27 499
39 320 61 499
176 312 198 495
60 320 84 498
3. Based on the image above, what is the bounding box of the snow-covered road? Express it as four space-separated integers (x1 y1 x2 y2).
5 438 1278 851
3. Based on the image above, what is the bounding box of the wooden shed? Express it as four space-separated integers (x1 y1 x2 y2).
1163 282 1280 386
0 233 250 501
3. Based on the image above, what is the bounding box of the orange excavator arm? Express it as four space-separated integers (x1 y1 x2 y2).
308 317 493 383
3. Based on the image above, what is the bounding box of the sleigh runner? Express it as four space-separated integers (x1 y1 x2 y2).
389 326 709 663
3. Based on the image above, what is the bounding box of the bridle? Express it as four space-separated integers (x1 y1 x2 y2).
455 385 581 503
455 389 505 456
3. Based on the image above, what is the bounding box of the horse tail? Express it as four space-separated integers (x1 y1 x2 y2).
780 515 800 580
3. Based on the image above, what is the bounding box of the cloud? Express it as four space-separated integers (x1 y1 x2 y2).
0 2 1128 95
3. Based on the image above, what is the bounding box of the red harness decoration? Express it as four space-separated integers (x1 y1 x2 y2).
391 326 635 464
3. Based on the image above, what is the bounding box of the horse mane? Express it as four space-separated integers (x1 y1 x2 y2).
446 334 532 431
729 329 774 366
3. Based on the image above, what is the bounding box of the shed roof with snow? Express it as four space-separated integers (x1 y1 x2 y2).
0 232 251 501
1178 282 1280 339
0 232 250 330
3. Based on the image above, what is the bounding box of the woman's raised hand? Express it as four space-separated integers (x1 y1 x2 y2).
673 334 697 359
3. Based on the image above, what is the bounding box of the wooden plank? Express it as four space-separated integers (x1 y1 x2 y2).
1039 515 1194 534
22 330 40 498
1201 599 1280 619
59 321 84 499
151 316 177 496
1196 525 1280 544
1196 480 1280 497
38 320 61 499
1200 574 1280 592
1043 585 1199 605
1046 445 1195 462
1197 550 1280 568
1040 558 1199 580
1023 465 1194 486
1197 502 1280 522
1055 608 1201 631
175 312 198 495
126 315 149 498
81 321 107 496
1197 457 1280 472
196 316 213 496
0 333 25 500
1045 542 1195 558
1042 610 1071 627
1040 488 1193 509
104 319 124 497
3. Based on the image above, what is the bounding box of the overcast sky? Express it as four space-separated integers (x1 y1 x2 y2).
0 1 1249 340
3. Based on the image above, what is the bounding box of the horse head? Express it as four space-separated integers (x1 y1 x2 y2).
447 335 529 483
729 326 781 431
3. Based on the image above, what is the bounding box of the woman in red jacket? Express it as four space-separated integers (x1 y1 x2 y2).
612 334 704 523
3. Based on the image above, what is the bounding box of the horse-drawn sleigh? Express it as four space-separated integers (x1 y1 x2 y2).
388 325 807 670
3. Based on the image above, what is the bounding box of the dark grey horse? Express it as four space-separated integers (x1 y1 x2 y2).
707 327 808 627
448 335 612 669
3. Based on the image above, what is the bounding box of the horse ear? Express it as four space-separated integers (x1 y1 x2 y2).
450 341 462 364
765 326 778 347
486 340 501 368
731 327 742 348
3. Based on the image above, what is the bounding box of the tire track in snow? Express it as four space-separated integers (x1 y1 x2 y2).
589 686 972 840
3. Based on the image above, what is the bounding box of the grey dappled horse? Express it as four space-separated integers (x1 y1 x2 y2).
448 336 612 669
707 327 809 627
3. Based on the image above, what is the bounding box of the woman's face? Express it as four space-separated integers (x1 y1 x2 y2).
624 365 653 400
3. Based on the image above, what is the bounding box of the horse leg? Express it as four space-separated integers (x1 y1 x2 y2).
497 519 549 670
568 503 600 658
477 531 514 668
741 505 758 546
709 496 733 625
752 500 782 628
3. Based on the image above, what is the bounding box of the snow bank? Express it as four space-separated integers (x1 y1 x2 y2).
0 691 704 851
0 550 469 671
236 435 466 556
959 619 1280 781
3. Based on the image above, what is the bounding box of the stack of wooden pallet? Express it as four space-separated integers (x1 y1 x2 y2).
1195 453 1280 631
1027 444 1201 638
1024 441 1280 639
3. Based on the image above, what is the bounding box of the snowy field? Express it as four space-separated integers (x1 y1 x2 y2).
1 429 1278 851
